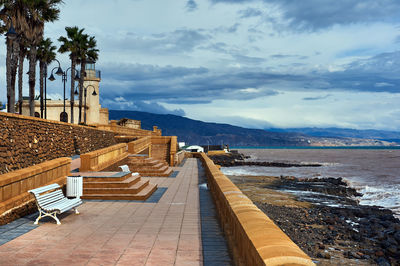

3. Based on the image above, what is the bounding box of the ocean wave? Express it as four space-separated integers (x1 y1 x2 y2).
358 185 400 210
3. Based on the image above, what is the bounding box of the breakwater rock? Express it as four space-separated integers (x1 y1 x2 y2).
208 153 322 167
227 174 400 265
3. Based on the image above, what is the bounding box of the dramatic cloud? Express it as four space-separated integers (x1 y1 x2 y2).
1 0 398 130
102 97 186 116
212 0 400 31
186 0 198 12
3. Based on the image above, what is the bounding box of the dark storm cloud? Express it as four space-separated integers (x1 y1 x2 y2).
102 97 186 116
98 50 400 114
186 0 198 11
303 94 331 101
111 28 210 55
238 7 262 18
211 0 400 31
98 63 284 106
270 54 308 60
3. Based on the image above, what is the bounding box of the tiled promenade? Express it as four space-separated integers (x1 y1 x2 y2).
0 158 212 265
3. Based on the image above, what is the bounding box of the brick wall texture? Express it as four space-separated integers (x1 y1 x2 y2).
0 113 117 174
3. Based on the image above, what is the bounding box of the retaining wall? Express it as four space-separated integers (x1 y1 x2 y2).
128 136 151 155
80 143 128 172
196 153 315 266
0 112 117 174
0 157 71 215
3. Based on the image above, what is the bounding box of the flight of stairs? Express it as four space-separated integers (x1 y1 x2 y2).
127 156 173 177
80 172 157 200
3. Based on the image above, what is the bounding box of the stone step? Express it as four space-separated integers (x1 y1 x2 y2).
81 184 158 201
129 158 160 166
83 175 141 188
141 168 173 177
83 180 149 195
83 172 132 182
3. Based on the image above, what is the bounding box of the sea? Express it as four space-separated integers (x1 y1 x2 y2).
220 147 400 217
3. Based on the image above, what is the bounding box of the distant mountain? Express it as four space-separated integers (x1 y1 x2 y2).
109 110 309 146
109 110 399 146
268 127 400 143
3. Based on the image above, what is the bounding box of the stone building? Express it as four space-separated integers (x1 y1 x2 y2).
21 61 109 125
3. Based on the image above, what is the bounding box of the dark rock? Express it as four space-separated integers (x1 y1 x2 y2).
376 257 391 266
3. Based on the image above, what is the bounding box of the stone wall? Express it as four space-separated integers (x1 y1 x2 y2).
0 112 117 174
196 152 314 266
0 157 71 216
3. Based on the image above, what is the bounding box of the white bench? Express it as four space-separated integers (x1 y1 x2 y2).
29 183 82 225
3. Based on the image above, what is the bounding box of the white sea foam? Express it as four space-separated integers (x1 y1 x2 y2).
358 185 400 210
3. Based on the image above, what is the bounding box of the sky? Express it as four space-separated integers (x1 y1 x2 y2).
1 0 400 131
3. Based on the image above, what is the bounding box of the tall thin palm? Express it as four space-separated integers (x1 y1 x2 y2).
37 37 56 118
58 26 85 124
25 0 62 116
78 34 99 124
17 40 28 114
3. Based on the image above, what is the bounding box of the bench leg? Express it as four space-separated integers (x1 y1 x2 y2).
34 210 61 225
74 207 80 214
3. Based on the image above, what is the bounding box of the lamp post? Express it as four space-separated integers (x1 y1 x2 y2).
48 59 79 122
74 84 97 125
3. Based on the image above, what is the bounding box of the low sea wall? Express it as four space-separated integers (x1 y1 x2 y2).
0 157 71 215
0 112 117 175
80 143 128 172
175 150 186 166
196 152 314 266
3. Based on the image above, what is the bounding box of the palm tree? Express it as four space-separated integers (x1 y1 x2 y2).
0 3 20 113
24 0 62 116
1 0 62 116
17 40 28 114
58 26 85 124
78 34 99 124
37 37 56 118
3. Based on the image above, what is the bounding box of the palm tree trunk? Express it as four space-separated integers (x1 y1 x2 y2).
39 61 44 118
10 41 19 114
70 58 76 124
6 39 12 113
78 60 86 124
28 47 37 116
18 47 25 114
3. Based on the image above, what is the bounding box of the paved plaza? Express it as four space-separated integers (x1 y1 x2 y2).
0 158 230 265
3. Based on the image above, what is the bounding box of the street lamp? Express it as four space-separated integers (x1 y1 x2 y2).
74 84 97 124
48 59 79 122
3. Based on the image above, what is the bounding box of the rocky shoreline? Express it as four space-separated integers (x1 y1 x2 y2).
212 154 400 265
208 152 322 167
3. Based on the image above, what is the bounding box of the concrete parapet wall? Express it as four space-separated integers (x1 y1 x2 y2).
175 150 186 166
151 136 177 166
196 152 315 266
80 143 128 172
96 121 161 136
0 112 117 175
0 157 71 215
128 136 152 155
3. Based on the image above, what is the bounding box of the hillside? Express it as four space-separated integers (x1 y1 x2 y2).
268 127 400 143
109 110 398 146
109 110 309 146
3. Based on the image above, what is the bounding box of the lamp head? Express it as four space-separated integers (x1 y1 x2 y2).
55 67 63 76
74 88 79 95
48 73 55 81
6 24 17 40
74 73 80 81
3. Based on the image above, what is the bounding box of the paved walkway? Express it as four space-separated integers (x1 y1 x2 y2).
0 158 204 265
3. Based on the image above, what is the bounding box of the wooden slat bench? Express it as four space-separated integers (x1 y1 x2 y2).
29 183 83 225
